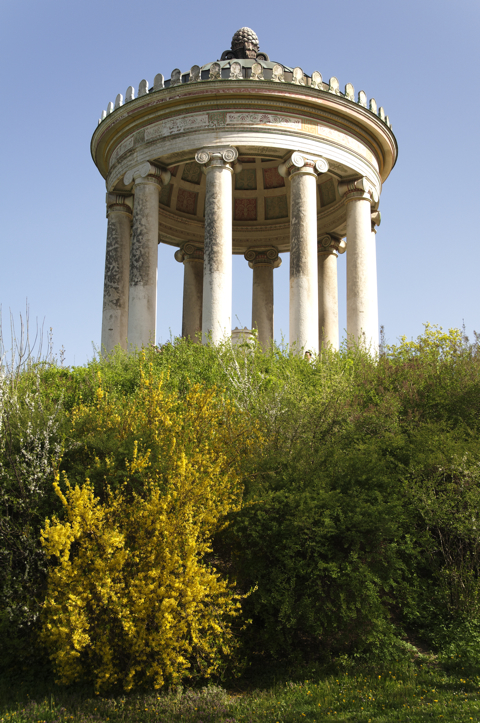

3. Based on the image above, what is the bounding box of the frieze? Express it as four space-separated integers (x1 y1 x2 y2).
108 107 377 170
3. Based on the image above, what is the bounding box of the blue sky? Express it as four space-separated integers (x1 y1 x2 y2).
1 0 479 365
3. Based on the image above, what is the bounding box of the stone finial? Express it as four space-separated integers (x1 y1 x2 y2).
251 62 264 80
292 67 305 85
358 90 367 108
107 101 114 114
369 98 377 114
329 77 340 95
345 83 355 101
189 65 201 82
114 93 123 109
386 116 391 128
153 73 164 91
171 69 182 86
230 62 242 79
231 27 259 58
209 62 221 80
378 106 385 121
311 71 322 89
101 109 107 121
138 79 149 97
272 64 285 82
125 86 135 102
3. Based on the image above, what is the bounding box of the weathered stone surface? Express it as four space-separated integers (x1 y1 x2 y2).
358 90 367 107
114 93 123 109
178 244 204 342
369 98 377 114
125 86 135 102
209 62 221 80
127 177 161 348
272 64 284 82
196 148 237 343
345 82 355 101
346 195 378 351
311 70 322 89
153 73 164 91
138 79 149 96
101 199 132 353
230 61 242 79
329 76 340 94
292 67 305 85
318 237 339 350
171 68 182 86
189 65 201 82
251 62 264 80
378 106 385 121
107 101 114 114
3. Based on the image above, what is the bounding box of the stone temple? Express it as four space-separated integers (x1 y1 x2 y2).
92 28 397 353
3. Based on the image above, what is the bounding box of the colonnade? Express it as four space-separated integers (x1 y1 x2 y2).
101 148 380 354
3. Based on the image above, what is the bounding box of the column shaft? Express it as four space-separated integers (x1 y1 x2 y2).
182 249 204 342
346 197 378 350
289 170 319 353
200 158 234 343
252 264 274 346
101 202 132 353
127 179 160 348
318 250 339 350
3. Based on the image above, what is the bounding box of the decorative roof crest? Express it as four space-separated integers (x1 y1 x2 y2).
221 27 269 61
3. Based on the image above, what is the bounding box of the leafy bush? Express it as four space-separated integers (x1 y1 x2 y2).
40 365 260 691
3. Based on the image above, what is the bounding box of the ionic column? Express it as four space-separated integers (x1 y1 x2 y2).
123 162 171 349
101 193 133 354
174 243 204 342
195 147 239 344
244 248 282 347
279 152 329 354
317 234 345 351
338 177 379 352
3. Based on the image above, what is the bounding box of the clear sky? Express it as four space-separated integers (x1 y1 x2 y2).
1 0 479 365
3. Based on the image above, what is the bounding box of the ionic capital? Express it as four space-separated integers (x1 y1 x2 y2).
244 247 282 269
318 234 346 256
278 152 329 179
371 210 381 232
105 192 133 217
338 177 379 206
174 243 204 264
195 147 241 175
123 162 171 187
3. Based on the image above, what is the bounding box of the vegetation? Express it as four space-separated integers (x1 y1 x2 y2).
2 323 480 719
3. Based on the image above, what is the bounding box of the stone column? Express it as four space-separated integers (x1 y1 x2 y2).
244 247 282 347
174 243 204 342
317 234 344 351
279 152 329 354
101 193 133 354
195 147 239 344
338 177 379 351
123 162 171 349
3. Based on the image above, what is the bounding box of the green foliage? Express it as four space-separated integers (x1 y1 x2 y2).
3 324 480 687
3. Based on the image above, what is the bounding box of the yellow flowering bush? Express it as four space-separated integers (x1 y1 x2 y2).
40 365 259 692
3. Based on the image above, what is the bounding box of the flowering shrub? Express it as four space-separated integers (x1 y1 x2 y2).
40 364 259 691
